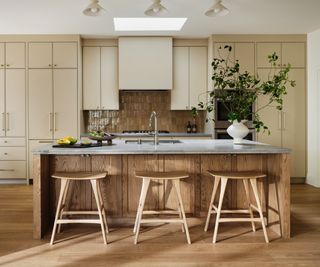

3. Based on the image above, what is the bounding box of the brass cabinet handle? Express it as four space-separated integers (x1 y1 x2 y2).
0 169 14 172
54 64 57 67
49 112 53 132
48 64 52 67
6 64 10 67
0 64 4 67
6 112 9 131
4 152 8 155
54 112 57 131
38 141 53 144
1 113 5 131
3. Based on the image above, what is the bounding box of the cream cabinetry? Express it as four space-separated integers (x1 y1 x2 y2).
83 46 119 110
0 138 26 179
256 42 306 177
213 42 255 73
171 46 207 110
0 43 26 137
257 42 305 68
28 42 77 68
28 69 78 139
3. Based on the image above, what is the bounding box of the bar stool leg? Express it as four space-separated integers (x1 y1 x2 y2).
243 179 256 232
57 179 70 234
177 202 185 233
91 179 107 245
250 178 269 243
97 180 109 234
134 178 151 244
50 179 68 245
213 177 227 244
204 176 221 232
133 179 147 234
173 179 191 245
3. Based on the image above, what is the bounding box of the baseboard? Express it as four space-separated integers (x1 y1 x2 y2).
291 177 306 184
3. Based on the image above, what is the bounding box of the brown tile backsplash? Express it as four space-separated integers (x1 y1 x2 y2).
84 91 205 133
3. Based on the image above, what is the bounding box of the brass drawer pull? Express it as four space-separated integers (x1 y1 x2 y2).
0 169 15 172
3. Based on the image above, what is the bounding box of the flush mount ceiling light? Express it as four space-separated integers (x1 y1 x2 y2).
205 0 229 17
83 0 106 16
144 0 168 17
114 18 187 31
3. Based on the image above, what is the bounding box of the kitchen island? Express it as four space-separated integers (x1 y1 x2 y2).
33 139 290 240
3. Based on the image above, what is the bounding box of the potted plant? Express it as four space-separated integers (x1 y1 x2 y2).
192 45 296 144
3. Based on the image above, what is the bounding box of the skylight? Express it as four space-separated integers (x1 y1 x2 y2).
113 18 187 31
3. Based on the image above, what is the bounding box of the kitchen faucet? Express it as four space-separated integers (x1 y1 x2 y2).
149 111 159 145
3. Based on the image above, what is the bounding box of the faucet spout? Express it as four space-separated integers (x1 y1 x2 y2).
149 111 158 145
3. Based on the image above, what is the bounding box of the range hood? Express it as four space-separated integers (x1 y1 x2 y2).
119 37 172 90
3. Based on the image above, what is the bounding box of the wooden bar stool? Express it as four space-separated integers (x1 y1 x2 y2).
204 171 269 243
50 172 108 245
133 171 191 245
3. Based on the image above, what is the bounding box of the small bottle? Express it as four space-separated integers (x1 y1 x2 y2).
192 122 197 133
187 121 192 133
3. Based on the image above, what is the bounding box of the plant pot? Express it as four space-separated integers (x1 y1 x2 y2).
227 120 250 144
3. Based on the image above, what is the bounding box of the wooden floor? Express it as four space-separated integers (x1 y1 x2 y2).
0 184 319 267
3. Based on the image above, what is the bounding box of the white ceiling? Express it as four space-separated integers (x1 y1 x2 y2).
0 0 320 38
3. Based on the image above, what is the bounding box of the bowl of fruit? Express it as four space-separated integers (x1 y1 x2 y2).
56 136 77 146
88 131 116 146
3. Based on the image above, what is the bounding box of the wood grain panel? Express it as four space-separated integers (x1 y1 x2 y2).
232 154 266 210
126 155 160 215
267 154 290 238
200 155 232 213
33 154 50 239
91 155 122 216
163 155 200 215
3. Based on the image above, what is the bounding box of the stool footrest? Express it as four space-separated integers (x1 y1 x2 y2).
218 218 261 223
142 210 180 215
140 218 184 224
62 211 100 215
210 208 251 214
57 219 101 224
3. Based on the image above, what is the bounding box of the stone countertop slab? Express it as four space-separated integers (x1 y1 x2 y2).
32 139 290 155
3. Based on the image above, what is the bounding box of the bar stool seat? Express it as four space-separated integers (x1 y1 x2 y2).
133 171 191 245
50 172 108 245
204 170 269 243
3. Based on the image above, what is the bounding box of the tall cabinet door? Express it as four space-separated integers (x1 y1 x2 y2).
53 69 78 138
256 69 282 147
171 47 189 110
53 43 78 68
282 69 306 177
101 47 119 110
83 47 100 110
189 47 207 109
0 69 4 136
5 69 26 137
28 69 53 139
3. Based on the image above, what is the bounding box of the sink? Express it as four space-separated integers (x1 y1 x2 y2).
125 139 182 144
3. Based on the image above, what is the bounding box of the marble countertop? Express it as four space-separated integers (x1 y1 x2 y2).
32 139 290 155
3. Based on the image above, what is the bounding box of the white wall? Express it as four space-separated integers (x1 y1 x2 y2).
307 29 320 187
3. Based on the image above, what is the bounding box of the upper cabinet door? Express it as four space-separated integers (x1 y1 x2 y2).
282 43 305 68
257 43 281 68
101 47 119 110
213 43 234 67
171 47 189 110
0 70 5 136
6 43 25 69
53 69 78 139
28 69 53 139
234 43 255 74
83 47 101 110
5 69 26 137
29 43 52 68
53 43 77 68
0 43 4 68
189 47 207 110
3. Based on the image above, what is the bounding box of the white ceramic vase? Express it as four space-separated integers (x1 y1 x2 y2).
227 120 249 144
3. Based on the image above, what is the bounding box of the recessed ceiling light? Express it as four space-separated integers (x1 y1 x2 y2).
113 18 187 31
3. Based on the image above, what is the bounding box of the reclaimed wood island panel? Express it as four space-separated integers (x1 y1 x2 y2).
32 140 290 240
